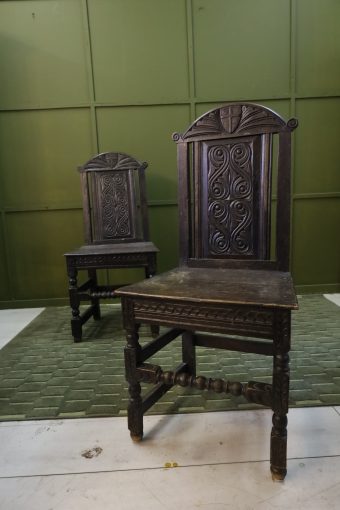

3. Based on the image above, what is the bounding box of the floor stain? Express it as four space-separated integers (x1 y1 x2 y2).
81 446 103 459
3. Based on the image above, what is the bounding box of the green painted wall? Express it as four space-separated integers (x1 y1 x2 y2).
0 0 339 307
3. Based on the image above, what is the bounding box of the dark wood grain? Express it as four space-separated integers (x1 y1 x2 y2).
116 267 297 309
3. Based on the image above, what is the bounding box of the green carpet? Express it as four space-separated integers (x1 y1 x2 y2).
0 295 340 421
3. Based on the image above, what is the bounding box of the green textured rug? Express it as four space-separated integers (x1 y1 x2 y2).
0 295 340 421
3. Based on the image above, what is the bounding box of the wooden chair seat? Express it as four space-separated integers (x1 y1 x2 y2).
118 267 298 310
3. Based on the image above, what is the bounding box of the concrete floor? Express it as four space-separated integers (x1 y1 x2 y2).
0 302 340 510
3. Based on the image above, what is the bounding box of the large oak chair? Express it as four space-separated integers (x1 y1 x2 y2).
64 152 158 342
116 103 298 480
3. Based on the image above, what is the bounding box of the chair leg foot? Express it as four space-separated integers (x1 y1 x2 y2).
271 466 287 482
270 418 287 482
71 319 82 343
127 382 143 443
130 433 143 443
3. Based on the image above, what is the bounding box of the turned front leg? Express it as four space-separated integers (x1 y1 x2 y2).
271 353 289 481
271 310 291 481
124 326 143 442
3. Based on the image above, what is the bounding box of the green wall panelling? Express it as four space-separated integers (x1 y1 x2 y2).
88 0 189 104
0 0 340 306
96 105 191 202
192 0 290 100
294 98 340 194
149 205 179 271
0 221 10 300
6 209 83 300
0 109 93 209
195 100 291 120
0 0 90 109
295 0 340 97
292 198 340 287
108 268 145 288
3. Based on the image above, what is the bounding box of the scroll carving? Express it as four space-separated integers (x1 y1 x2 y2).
207 142 254 256
98 172 131 239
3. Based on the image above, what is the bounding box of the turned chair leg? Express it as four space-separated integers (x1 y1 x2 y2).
68 268 82 343
270 351 290 481
88 269 101 320
270 311 291 481
124 325 143 441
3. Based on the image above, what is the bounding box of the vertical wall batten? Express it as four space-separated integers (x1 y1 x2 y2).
82 0 99 155
186 0 197 122
289 0 297 273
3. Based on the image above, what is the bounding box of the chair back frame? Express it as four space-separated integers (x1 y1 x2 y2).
173 103 298 272
78 152 150 245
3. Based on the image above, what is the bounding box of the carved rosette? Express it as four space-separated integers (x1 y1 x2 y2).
207 141 254 256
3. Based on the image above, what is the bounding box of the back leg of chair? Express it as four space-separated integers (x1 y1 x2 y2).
125 323 144 442
145 261 159 338
88 269 101 320
68 267 82 343
270 311 290 481
182 331 196 376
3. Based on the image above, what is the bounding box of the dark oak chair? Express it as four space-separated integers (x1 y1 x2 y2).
116 103 298 481
64 152 158 343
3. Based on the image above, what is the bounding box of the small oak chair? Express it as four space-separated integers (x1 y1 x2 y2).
116 103 298 481
64 152 158 342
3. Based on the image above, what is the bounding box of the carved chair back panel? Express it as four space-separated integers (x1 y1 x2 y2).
174 103 297 270
193 135 270 260
79 152 149 245
90 169 140 243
